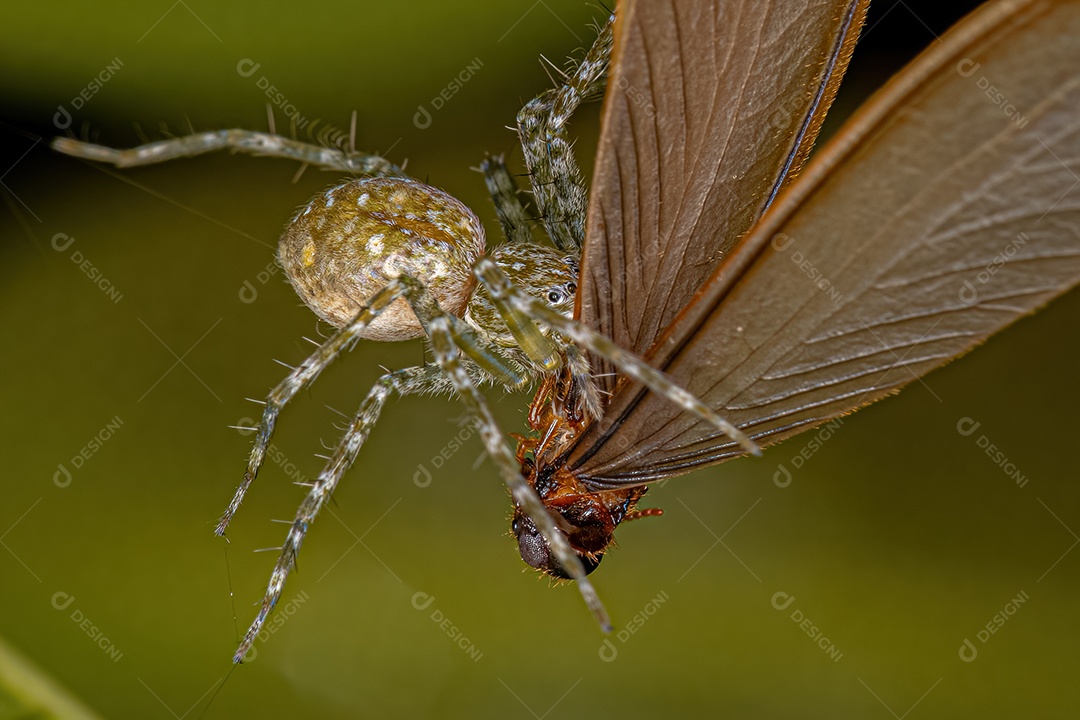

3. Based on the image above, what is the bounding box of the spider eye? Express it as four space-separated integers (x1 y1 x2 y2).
547 290 562 304
566 281 577 295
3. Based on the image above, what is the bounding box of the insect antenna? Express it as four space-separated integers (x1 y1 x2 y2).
623 508 664 522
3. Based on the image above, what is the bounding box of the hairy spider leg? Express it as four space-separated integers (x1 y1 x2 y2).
229 272 574 661
478 156 608 420
474 260 762 457
517 13 614 253
216 274 532 537
48 14 614 194
232 363 442 663
479 155 536 245
426 315 613 634
51 129 405 177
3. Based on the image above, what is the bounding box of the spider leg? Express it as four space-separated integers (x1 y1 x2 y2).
401 278 609 625
218 278 529 537
517 13 614 253
474 152 603 417
218 282 408 536
474 259 762 457
232 363 446 663
233 275 597 661
480 154 534 244
51 129 406 177
426 315 612 633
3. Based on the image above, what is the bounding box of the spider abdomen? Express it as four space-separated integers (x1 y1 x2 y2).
279 176 485 341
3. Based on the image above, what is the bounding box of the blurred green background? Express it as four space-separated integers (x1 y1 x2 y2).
2 1 1079 718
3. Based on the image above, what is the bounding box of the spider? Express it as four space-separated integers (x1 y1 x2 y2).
52 13 756 662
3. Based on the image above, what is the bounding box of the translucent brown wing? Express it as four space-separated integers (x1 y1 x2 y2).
570 0 1080 485
578 0 870 397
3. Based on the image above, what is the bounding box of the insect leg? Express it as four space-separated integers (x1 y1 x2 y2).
563 343 604 423
233 363 447 663
517 13 613 253
51 128 406 176
474 259 761 456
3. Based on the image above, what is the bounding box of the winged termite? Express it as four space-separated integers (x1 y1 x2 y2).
513 0 1080 580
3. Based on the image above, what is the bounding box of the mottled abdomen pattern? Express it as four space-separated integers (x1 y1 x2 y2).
279 177 486 341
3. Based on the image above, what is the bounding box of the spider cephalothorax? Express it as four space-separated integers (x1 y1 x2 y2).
466 247 579 349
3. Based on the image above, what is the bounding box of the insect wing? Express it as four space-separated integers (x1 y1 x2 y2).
578 0 870 397
571 0 1080 485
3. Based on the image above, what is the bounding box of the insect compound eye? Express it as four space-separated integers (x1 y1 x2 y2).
515 517 555 573
511 508 603 579
277 176 486 342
